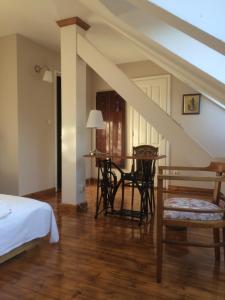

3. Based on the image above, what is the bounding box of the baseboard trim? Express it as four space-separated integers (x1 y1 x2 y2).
24 187 56 198
59 202 88 215
85 178 97 185
167 185 213 195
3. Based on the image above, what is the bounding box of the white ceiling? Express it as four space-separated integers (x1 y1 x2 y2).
0 0 145 64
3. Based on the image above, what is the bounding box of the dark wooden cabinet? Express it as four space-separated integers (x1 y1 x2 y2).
96 91 126 167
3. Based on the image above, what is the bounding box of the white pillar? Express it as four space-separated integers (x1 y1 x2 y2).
57 17 89 205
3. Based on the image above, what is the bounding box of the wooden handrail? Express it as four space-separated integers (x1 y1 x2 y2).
158 174 225 182
158 161 225 173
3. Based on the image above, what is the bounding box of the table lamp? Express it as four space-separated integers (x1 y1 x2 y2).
86 109 105 155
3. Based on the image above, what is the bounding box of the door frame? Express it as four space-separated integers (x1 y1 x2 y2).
54 70 61 192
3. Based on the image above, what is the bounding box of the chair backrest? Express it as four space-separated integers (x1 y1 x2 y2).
208 162 225 205
133 145 158 181
208 161 225 172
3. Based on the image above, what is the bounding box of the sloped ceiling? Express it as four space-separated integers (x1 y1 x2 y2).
0 0 145 64
80 0 225 107
0 0 224 105
128 0 225 56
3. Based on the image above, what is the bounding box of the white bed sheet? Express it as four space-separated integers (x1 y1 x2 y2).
0 194 59 256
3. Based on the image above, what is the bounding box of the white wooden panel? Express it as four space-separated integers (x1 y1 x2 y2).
126 75 171 176
147 122 151 144
126 105 132 155
151 85 160 104
147 86 152 98
133 109 139 146
151 125 158 145
139 115 147 144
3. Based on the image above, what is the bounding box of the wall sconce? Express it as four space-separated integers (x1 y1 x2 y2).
34 64 53 83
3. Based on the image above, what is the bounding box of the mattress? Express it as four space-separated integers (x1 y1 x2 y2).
0 194 59 256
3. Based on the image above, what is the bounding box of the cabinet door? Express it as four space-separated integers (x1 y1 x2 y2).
96 91 126 168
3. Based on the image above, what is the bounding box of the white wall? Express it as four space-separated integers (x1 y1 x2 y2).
17 35 60 195
0 34 60 195
172 77 225 159
89 60 225 190
0 35 19 194
93 59 225 163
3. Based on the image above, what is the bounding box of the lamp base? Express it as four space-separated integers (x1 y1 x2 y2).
89 149 102 156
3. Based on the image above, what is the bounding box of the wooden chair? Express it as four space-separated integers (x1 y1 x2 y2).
156 162 225 282
119 145 158 223
131 145 158 214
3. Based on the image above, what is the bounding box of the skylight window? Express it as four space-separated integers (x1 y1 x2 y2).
100 0 225 105
121 9 225 84
148 0 225 42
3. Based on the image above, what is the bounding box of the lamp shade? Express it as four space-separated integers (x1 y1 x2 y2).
86 110 105 129
42 70 53 83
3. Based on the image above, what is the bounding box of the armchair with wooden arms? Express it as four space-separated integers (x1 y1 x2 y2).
156 162 225 282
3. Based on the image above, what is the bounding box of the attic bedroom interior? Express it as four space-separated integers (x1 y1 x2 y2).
0 0 225 299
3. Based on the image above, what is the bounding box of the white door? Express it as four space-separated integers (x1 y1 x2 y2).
126 75 171 175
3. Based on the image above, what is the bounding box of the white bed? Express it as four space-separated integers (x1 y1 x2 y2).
0 194 59 257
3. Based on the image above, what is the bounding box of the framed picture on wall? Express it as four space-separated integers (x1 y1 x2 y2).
182 93 201 115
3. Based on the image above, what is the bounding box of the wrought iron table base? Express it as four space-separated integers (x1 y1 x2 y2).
95 158 153 224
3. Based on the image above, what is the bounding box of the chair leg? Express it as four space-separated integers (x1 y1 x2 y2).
213 228 220 262
120 180 125 212
146 186 151 215
152 186 155 211
131 181 134 212
148 196 151 216
223 228 225 262
139 192 144 225
156 222 163 283
95 172 101 218
157 175 164 282
149 186 154 215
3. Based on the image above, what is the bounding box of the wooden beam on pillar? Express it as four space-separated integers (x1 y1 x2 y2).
56 17 90 31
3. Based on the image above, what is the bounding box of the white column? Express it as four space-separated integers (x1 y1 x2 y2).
58 21 87 205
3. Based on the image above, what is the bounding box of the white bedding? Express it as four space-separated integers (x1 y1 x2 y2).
0 194 59 256
0 200 12 219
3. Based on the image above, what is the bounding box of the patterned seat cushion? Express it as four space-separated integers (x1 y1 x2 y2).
164 198 223 221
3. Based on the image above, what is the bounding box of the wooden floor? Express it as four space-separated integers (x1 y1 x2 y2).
0 185 225 300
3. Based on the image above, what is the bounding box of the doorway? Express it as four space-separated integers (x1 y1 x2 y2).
56 75 62 191
126 75 171 178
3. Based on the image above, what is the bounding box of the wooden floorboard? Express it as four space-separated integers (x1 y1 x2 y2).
0 186 225 299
